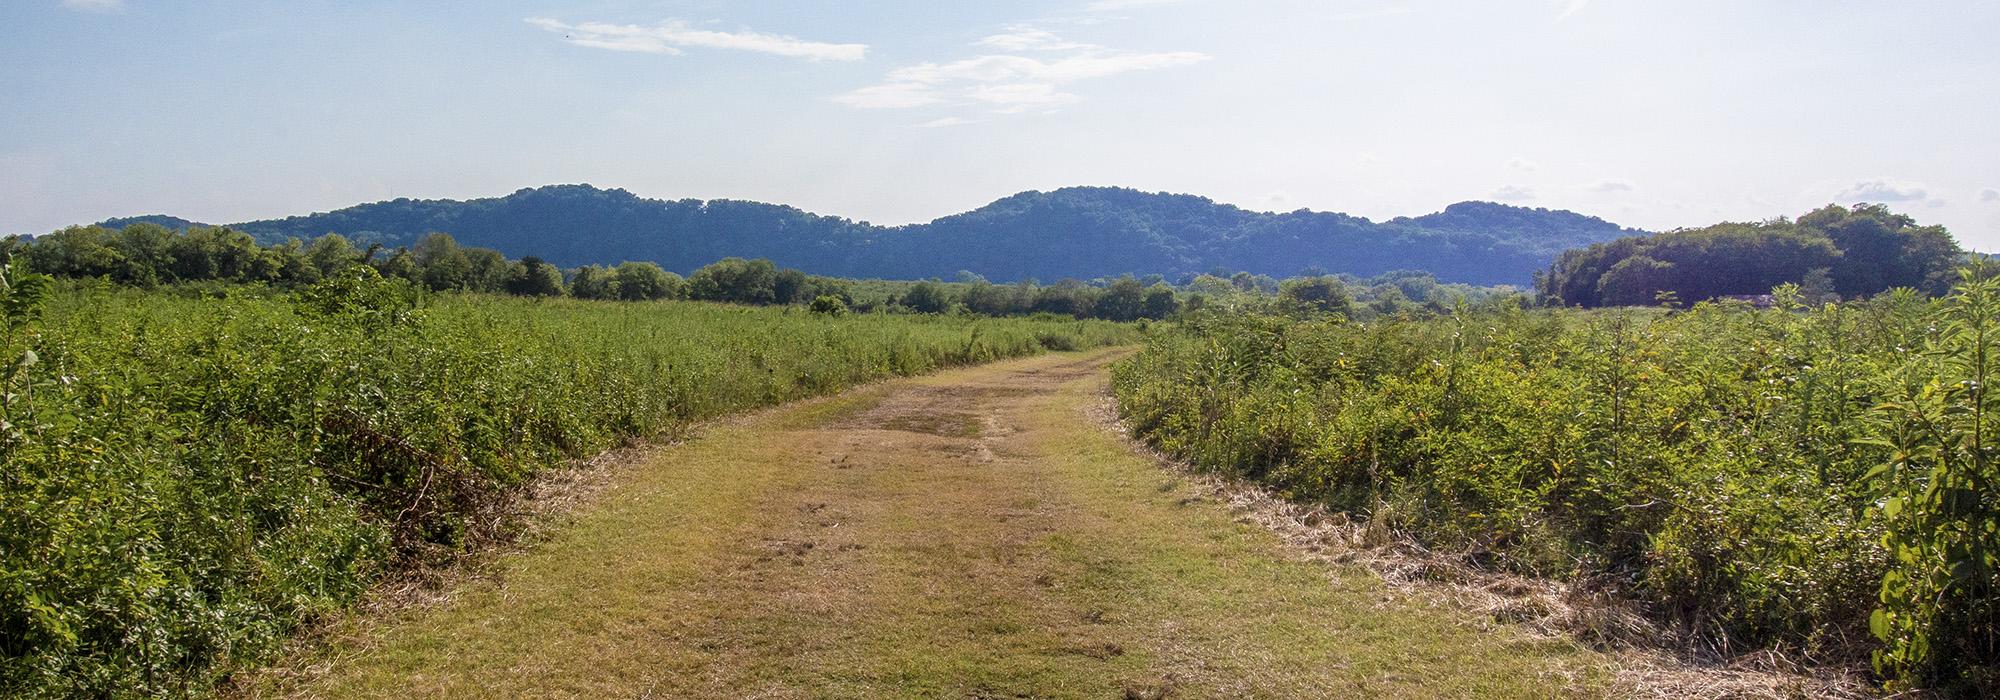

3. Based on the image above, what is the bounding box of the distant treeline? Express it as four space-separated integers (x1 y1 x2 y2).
6 222 1527 322
4 224 1203 320
1538 204 1964 307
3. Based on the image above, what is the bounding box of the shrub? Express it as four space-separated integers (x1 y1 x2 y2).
1113 285 1996 690
808 295 849 316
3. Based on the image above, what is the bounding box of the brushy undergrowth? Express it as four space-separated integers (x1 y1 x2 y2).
1112 279 1998 696
0 268 1137 698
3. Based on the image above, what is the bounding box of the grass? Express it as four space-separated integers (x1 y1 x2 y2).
261 349 1607 698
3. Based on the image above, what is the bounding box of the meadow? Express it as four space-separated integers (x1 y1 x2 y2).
1112 278 1999 695
0 266 1137 698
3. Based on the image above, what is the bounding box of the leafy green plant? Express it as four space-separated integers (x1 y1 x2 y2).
1867 268 2000 695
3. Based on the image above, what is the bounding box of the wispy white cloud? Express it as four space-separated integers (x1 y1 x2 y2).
526 17 866 62
837 27 1208 114
883 51 1210 85
1586 178 1636 193
1507 157 1540 172
1084 0 1181 11
60 0 123 13
1836 179 1929 203
1558 0 1590 19
1492 185 1537 202
914 117 975 129
975 26 1096 52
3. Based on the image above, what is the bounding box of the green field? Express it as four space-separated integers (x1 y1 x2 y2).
1112 278 2000 694
0 269 1137 698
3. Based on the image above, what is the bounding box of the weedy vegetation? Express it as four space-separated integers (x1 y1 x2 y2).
1113 275 1999 696
0 266 1136 698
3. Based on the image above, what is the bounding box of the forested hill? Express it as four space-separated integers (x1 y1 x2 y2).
93 184 1642 285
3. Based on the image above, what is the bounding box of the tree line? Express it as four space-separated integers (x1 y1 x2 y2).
2 223 1212 321
1537 203 1964 307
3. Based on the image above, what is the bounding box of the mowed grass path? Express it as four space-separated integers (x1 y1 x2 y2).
263 349 1608 698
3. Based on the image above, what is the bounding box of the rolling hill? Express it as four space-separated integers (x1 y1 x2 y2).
93 185 1643 285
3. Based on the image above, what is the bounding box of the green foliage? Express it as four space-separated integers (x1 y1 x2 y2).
687 257 779 305
1276 276 1354 317
1113 283 2000 691
503 256 565 297
15 225 1195 323
0 284 1138 697
898 281 954 314
808 295 849 316
1540 204 1962 307
1868 269 2000 695
611 262 683 301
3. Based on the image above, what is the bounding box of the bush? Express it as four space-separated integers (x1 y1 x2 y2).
808 295 849 316
1113 285 1999 692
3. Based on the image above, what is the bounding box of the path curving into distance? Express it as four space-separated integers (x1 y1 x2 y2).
264 348 1606 699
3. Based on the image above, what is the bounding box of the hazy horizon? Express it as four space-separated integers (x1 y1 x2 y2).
5 0 1997 247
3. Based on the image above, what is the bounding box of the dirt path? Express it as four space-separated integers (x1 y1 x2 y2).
265 349 1608 698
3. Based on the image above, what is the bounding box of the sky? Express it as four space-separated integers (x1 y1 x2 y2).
4 0 1999 248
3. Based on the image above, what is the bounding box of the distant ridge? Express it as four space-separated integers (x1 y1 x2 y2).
97 214 210 231
90 184 1644 284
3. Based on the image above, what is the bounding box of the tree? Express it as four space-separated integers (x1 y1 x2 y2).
110 223 176 286
23 226 124 280
900 280 954 314
372 249 418 284
1032 280 1094 317
269 238 320 286
1095 276 1147 321
961 281 1019 316
687 258 778 304
772 268 811 305
413 233 473 291
1141 283 1179 319
1798 266 1838 305
464 247 510 292
1278 276 1353 316
1188 274 1234 296
1594 255 1676 307
612 261 681 300
569 265 616 300
1802 204 1960 297
505 256 566 297
304 234 362 277
168 227 266 282
1368 285 1412 317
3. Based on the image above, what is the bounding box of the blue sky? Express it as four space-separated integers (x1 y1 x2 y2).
4 0 1998 248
